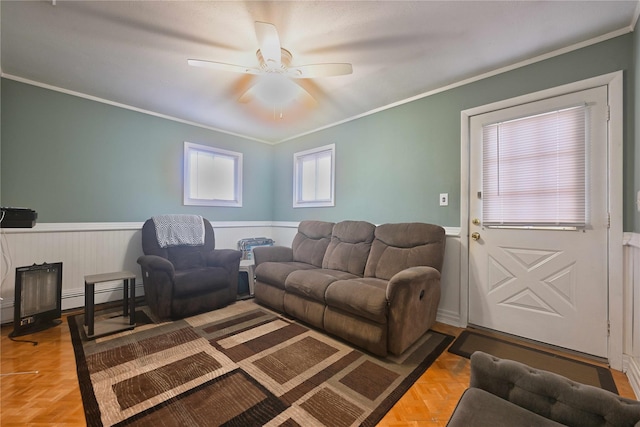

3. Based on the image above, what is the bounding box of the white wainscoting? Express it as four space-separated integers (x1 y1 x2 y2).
624 232 640 398
1 224 144 323
0 221 275 324
0 222 462 329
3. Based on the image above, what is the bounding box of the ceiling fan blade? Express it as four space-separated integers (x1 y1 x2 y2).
187 59 261 75
292 81 318 107
238 85 257 104
287 63 353 79
255 21 281 68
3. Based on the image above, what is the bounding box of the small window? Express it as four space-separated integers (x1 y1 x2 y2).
293 144 335 208
184 142 242 207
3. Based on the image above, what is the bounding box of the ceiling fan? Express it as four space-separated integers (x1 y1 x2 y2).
188 21 353 106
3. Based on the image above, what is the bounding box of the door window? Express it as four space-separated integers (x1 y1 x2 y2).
482 106 587 228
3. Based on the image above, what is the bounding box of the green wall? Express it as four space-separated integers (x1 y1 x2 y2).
1 79 274 222
1 34 635 228
274 34 635 229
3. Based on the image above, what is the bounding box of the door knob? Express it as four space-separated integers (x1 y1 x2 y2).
471 232 481 241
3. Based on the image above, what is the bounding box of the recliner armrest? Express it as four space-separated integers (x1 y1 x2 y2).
206 249 242 268
137 254 175 277
253 246 293 266
385 266 441 301
385 266 442 355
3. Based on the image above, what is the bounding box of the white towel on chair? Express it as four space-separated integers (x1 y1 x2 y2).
152 214 205 248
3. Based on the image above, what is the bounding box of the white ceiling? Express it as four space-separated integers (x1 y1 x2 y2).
2 1 638 144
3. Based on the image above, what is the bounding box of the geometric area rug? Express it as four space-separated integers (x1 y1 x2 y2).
68 300 453 427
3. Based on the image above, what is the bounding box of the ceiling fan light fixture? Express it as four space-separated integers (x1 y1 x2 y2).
253 73 299 106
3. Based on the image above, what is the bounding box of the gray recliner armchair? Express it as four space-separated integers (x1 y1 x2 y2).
137 216 241 320
447 351 640 427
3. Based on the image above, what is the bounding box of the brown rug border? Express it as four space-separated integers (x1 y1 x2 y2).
68 314 101 427
69 309 454 427
67 309 155 427
448 329 618 394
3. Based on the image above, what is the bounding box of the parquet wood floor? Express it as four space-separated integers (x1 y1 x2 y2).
1 312 636 426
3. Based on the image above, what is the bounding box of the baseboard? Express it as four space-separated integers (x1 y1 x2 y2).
1 282 145 325
624 354 640 399
436 308 462 328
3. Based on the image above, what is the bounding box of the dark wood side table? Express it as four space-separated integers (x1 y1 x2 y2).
84 271 136 339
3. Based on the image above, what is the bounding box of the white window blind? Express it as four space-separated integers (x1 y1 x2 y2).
183 142 243 207
293 144 335 208
482 105 587 226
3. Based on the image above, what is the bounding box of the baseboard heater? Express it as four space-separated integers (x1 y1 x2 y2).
11 262 63 337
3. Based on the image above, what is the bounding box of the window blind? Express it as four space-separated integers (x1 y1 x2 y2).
482 106 587 226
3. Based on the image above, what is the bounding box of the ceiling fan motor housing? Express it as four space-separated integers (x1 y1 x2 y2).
257 48 293 72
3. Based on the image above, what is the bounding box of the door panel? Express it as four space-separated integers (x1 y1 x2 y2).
468 86 609 357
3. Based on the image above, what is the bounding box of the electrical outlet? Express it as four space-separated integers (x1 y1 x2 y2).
439 193 448 206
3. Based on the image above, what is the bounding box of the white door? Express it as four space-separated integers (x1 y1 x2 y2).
468 86 609 358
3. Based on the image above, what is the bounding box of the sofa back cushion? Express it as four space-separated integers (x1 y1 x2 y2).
364 223 446 280
292 220 335 267
141 218 216 270
322 220 376 276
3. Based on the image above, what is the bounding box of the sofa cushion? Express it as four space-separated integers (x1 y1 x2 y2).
325 277 389 324
285 269 359 303
173 267 230 297
446 388 565 427
322 220 375 276
292 221 335 267
364 223 446 280
255 262 318 289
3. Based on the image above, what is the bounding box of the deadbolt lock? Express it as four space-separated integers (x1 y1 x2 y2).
472 218 480 225
471 232 481 241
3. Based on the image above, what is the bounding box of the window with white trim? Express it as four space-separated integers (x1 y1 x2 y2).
183 142 242 207
482 105 587 227
293 144 335 208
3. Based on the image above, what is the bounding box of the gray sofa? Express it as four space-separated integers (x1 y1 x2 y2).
253 220 446 356
447 351 640 427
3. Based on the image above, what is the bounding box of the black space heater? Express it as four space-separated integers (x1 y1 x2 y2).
11 262 63 337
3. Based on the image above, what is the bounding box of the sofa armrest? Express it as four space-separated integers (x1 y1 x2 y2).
253 246 293 266
385 266 441 355
137 254 175 277
469 351 640 427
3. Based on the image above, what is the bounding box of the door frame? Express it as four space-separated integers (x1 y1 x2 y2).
460 71 623 369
